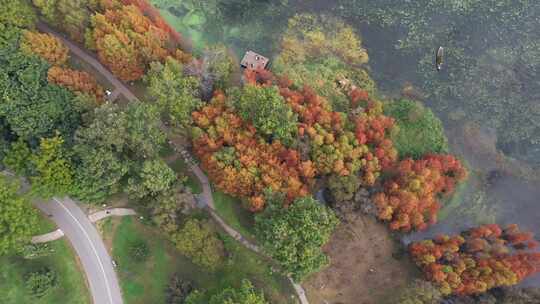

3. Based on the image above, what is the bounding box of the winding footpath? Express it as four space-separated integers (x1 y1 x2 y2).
38 23 309 304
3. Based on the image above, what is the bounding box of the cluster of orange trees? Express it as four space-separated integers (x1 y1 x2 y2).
372 154 468 231
48 67 105 100
191 92 313 211
19 30 105 101
409 224 540 296
85 1 190 81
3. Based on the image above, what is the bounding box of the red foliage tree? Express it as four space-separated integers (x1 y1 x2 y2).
409 224 540 296
191 92 312 211
372 154 468 231
87 4 180 81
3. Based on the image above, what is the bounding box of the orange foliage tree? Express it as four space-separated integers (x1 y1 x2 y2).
409 224 540 296
86 4 172 81
47 66 105 100
244 69 398 186
20 30 69 66
191 92 313 211
372 154 468 231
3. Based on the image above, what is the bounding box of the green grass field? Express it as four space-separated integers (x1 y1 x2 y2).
212 189 256 240
111 216 296 304
0 239 90 304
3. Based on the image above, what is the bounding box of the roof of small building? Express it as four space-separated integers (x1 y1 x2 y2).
240 51 269 70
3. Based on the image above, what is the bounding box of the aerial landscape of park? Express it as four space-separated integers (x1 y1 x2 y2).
1 1 540 303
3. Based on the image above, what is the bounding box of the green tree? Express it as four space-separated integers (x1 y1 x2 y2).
173 218 224 270
185 280 267 304
255 191 339 281
0 0 37 28
25 267 58 298
0 47 80 141
327 174 361 213
204 44 237 91
3 139 32 176
31 134 74 198
0 176 38 255
146 57 202 129
395 279 443 304
385 99 448 159
71 146 129 204
209 279 267 304
150 180 196 235
72 101 164 203
229 85 298 145
126 159 176 200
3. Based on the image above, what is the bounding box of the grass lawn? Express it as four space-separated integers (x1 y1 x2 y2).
169 158 202 194
110 216 296 304
212 189 256 240
0 239 90 304
35 213 57 234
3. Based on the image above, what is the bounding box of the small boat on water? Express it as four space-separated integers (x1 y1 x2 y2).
436 46 444 71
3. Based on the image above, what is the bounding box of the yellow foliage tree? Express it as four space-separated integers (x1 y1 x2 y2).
20 30 69 66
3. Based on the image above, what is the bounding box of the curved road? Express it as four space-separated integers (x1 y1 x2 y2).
35 197 123 304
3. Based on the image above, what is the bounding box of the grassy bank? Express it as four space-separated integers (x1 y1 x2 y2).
0 239 90 304
212 189 256 240
110 216 296 304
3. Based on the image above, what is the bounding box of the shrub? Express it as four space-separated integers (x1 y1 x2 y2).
25 267 58 298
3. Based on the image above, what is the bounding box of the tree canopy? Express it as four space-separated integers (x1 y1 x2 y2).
0 176 38 255
385 99 448 159
146 57 202 129
229 85 298 146
0 0 37 28
255 191 339 281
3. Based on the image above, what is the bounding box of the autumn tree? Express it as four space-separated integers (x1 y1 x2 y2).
229 85 298 146
409 224 540 296
47 66 105 100
145 57 202 129
255 191 339 281
192 92 312 210
172 218 224 270
372 154 467 231
86 4 172 81
20 30 69 66
31 134 74 198
0 176 38 255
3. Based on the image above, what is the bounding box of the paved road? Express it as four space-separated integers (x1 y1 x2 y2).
36 22 138 102
35 197 123 304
